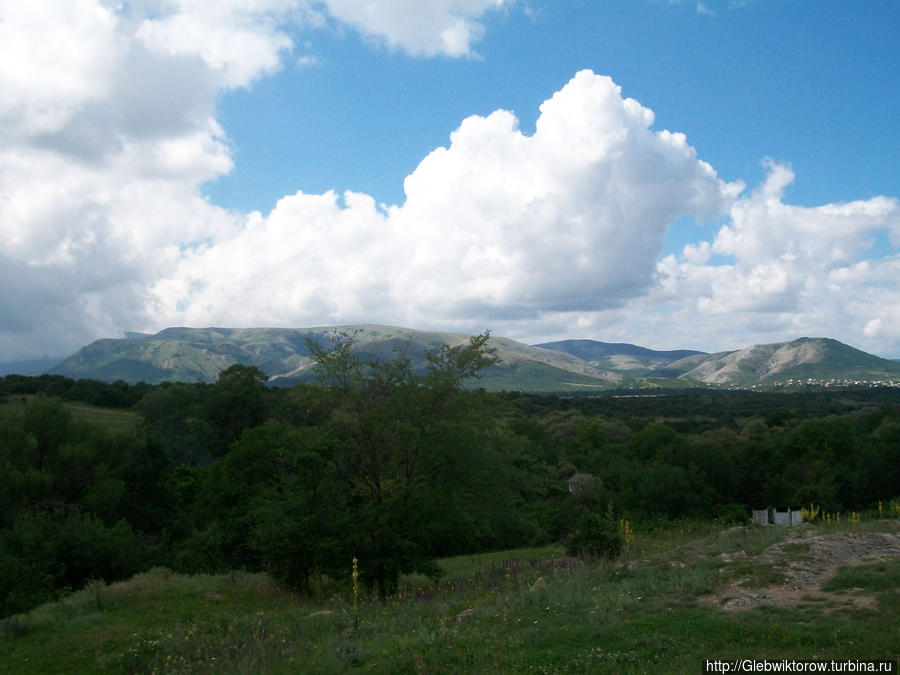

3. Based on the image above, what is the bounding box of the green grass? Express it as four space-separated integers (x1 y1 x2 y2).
822 558 900 594
0 396 139 435
0 396 27 417
61 402 140 434
478 361 613 393
436 545 565 579
2 522 898 674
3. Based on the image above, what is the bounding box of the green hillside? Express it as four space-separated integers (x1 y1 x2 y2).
477 360 614 392
536 339 705 377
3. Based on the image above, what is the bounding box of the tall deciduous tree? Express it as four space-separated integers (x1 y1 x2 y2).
201 364 269 457
307 331 500 599
23 396 71 472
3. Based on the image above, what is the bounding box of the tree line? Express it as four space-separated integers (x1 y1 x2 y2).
1 335 898 615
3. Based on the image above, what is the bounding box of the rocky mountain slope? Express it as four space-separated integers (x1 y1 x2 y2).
663 337 900 385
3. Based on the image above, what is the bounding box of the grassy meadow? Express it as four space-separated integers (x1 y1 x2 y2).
2 518 897 674
0 395 140 435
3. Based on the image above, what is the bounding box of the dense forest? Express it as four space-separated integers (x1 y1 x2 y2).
1 333 898 617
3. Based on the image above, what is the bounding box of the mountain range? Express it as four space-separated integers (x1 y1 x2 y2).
35 325 900 392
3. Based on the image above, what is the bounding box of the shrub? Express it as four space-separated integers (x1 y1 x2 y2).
565 512 623 560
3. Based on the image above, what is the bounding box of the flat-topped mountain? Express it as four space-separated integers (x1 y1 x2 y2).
45 328 900 391
48 325 616 391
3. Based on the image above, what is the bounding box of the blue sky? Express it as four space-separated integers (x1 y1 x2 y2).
208 1 900 218
1 0 899 361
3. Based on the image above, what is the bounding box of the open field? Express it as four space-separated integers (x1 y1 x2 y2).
2 518 897 674
0 396 140 435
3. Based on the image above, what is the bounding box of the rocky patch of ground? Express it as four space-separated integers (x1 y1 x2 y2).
704 528 900 612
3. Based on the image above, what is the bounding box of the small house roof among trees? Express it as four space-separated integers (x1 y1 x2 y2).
567 471 596 493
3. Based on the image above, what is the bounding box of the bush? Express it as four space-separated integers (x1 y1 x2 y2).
0 506 146 617
714 503 750 525
565 512 623 560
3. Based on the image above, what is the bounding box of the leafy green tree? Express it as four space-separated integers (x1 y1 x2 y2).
246 425 348 593
200 365 270 457
306 331 501 599
182 420 338 579
23 396 71 472
865 413 900 502
0 414 41 520
621 462 712 518
0 506 144 616
112 436 173 534
137 382 208 465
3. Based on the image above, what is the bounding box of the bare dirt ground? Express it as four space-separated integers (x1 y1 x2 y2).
703 525 900 612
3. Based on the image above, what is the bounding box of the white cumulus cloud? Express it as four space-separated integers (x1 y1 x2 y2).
0 0 525 360
148 71 741 338
134 0 311 89
649 161 900 354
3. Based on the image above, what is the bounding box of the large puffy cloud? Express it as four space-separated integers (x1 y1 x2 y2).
0 1 119 139
149 190 393 328
389 72 741 317
0 1 277 360
0 0 521 360
0 135 240 359
649 162 900 355
150 71 741 335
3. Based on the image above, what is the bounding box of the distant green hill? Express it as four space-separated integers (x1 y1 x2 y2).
49 325 618 393
47 328 900 392
535 339 705 377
